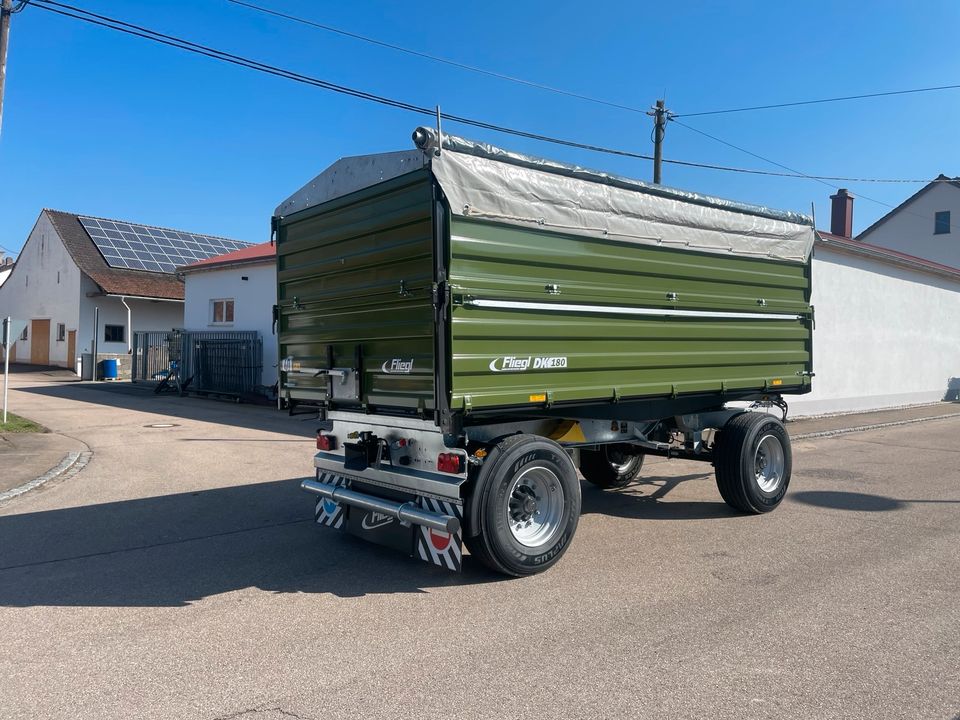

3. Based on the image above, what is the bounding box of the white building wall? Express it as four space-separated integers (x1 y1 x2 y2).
76 283 183 371
183 262 278 387
859 182 960 269
0 212 82 367
790 245 960 416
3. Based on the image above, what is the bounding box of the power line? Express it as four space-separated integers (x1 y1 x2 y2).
671 118 836 192
22 1 953 188
675 83 960 118
224 0 648 116
30 0 658 160
671 118 960 235
671 118 906 218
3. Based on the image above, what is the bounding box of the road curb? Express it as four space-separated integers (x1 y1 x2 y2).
791 411 960 441
0 450 93 504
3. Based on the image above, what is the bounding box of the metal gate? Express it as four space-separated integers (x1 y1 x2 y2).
194 337 262 394
132 330 263 396
131 330 172 383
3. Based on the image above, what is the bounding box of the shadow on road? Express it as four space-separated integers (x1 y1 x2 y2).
792 490 960 512
791 490 904 512
580 472 737 521
4 363 80 382
0 471 738 607
0 478 504 607
17 381 315 437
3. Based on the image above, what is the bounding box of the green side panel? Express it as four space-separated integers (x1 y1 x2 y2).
277 171 435 411
448 218 813 411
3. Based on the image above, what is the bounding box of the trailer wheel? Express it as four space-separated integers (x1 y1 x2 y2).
465 435 581 576
579 444 645 488
714 412 791 514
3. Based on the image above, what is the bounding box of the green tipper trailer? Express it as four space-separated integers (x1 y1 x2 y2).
276 127 815 576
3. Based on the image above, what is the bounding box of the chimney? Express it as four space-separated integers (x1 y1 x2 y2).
829 188 854 238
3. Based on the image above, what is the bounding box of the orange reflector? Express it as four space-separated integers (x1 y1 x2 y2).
529 393 547 403
771 379 783 386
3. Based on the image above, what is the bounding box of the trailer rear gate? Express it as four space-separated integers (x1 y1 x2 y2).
277 171 436 410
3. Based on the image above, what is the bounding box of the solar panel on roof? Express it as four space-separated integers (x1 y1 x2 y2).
79 216 252 274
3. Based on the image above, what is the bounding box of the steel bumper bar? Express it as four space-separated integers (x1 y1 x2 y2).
301 478 460 534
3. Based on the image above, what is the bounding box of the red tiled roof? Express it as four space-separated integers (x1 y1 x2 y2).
178 242 275 272
816 229 960 280
45 210 187 300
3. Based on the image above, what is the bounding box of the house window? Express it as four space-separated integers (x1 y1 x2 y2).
104 324 125 343
211 299 235 325
934 211 951 234
20 326 28 341
56 323 66 342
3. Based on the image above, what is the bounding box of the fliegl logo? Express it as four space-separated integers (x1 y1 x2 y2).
381 358 414 374
488 356 568 372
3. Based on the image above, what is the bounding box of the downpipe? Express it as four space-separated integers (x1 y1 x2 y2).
120 296 132 354
301 478 460 534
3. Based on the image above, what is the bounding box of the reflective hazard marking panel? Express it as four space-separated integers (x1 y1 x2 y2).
415 497 463 572
314 472 348 529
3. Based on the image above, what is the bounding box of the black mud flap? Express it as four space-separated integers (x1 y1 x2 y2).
312 471 463 572
413 498 463 572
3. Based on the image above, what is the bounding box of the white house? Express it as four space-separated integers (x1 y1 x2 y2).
0 209 250 376
856 176 960 268
790 189 960 416
0 257 13 288
179 242 278 389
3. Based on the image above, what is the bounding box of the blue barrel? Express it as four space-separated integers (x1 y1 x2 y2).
99 358 119 380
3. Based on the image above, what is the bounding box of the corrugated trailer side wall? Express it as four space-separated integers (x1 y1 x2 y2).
277 171 436 410
448 218 812 410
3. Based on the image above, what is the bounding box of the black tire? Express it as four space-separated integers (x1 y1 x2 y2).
714 412 791 514
154 376 169 394
464 435 581 576
579 444 645 488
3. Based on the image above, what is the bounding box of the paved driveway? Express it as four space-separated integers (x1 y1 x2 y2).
1 375 958 719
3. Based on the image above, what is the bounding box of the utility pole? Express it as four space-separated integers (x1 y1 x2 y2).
650 99 668 184
0 0 15 139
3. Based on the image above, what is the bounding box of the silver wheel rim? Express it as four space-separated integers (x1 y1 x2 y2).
605 446 639 475
755 434 785 493
506 466 565 548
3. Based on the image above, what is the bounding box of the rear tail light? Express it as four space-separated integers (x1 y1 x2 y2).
437 452 463 474
317 434 337 451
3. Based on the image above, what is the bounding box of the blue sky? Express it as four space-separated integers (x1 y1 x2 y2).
2 0 959 253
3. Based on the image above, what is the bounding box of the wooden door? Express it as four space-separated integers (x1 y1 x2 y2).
67 330 76 372
30 319 50 365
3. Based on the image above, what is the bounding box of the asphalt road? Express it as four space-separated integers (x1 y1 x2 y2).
1 373 958 720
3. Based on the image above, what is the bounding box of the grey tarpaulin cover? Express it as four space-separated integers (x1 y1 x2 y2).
276 127 814 263
414 127 815 263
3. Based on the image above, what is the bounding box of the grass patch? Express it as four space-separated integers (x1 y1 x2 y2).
0 412 46 433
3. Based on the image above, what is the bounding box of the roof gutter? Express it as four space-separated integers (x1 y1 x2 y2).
86 292 183 303
177 256 275 275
